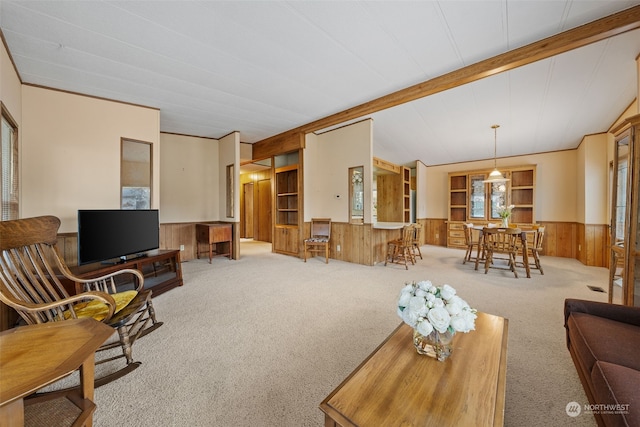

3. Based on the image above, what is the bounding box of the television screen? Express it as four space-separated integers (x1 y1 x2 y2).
78 209 160 265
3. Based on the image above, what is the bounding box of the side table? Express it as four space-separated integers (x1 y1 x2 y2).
196 223 232 263
0 318 114 427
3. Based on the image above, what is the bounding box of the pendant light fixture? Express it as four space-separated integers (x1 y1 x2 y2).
483 124 509 183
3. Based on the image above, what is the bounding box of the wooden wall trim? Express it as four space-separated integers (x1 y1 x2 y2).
253 132 304 160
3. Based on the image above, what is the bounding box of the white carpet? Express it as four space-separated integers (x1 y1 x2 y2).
83 241 606 426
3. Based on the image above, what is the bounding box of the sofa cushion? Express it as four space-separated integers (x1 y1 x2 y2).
591 361 640 427
567 312 640 372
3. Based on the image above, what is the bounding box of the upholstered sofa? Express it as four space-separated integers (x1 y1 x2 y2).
564 298 640 427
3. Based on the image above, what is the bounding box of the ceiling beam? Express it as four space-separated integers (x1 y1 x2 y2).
255 5 640 148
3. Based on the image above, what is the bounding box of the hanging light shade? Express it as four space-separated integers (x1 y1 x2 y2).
483 124 509 183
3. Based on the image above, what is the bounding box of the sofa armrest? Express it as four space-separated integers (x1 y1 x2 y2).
564 299 640 328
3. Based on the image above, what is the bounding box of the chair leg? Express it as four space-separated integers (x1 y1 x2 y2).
534 252 544 274
304 243 308 262
385 242 395 266
509 253 519 278
484 251 492 274
402 247 409 270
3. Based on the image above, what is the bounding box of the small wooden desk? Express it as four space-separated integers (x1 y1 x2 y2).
0 318 114 427
196 223 232 263
320 312 508 427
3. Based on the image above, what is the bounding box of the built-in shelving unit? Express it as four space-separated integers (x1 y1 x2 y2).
273 151 301 256
275 164 299 226
510 167 535 224
403 167 411 223
449 174 468 222
447 166 536 248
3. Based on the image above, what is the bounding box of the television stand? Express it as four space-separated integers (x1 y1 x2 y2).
70 249 183 297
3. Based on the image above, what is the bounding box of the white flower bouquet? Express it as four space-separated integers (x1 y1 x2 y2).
497 204 515 219
397 281 477 337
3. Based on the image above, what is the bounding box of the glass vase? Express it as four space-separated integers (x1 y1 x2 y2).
501 217 509 228
413 328 454 361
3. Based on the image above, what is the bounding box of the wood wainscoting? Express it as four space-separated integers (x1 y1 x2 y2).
536 222 607 268
160 222 239 262
304 221 380 266
56 219 606 268
418 218 447 247
576 223 609 267
55 221 240 266
414 219 608 268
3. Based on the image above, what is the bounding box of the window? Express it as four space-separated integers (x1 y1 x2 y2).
1 108 18 220
121 138 152 209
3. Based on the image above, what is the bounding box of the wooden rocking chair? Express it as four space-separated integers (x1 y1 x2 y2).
0 215 163 388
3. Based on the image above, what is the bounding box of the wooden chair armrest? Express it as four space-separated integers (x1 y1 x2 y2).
0 290 116 322
67 268 145 293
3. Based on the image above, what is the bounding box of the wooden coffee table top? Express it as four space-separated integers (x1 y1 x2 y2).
320 312 508 427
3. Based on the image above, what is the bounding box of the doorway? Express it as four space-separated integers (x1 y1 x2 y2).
240 159 272 244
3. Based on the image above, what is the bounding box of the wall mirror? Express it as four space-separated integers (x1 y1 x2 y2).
226 163 234 218
349 166 364 224
121 138 152 209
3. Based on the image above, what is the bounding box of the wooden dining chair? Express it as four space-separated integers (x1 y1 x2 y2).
482 227 522 278
411 224 423 260
527 226 545 274
304 218 331 263
0 215 163 387
463 223 480 264
384 225 415 270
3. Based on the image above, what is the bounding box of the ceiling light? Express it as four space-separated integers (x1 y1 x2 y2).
483 124 509 183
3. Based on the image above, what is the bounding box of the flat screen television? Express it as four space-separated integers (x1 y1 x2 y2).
77 209 160 265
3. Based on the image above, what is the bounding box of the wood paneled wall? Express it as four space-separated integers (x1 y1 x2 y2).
302 221 404 266
376 174 404 222
576 223 609 267
419 219 447 247
56 221 240 266
56 219 608 268
160 222 239 262
414 219 609 268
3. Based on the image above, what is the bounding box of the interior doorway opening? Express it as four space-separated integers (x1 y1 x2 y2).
240 158 272 247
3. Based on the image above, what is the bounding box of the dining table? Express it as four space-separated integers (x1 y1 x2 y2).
472 225 533 278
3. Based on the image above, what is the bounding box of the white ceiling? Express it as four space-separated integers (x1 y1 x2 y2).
2 1 640 167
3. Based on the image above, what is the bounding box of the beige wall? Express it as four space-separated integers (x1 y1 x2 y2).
21 86 159 232
579 134 608 225
424 150 578 222
416 160 428 220
160 133 219 223
304 119 373 223
218 131 240 221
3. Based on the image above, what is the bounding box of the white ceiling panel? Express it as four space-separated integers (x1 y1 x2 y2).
2 0 639 167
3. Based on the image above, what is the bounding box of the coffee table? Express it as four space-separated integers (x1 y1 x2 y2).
320 312 508 426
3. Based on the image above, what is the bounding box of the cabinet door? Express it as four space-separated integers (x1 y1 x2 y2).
273 227 287 253
489 181 509 220
274 226 299 255
468 174 487 220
